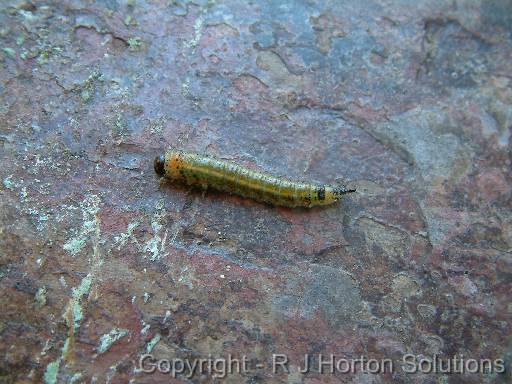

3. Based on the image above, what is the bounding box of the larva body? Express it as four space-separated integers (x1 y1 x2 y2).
154 149 355 208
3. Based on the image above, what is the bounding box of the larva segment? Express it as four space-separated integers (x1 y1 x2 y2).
154 150 355 208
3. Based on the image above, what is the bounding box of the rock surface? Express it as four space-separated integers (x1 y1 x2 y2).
0 0 511 383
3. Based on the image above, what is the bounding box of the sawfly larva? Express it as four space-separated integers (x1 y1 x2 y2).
154 149 355 208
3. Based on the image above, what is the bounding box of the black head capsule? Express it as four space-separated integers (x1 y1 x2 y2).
154 155 165 176
334 185 356 198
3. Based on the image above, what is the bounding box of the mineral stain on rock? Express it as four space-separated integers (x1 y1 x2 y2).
272 265 366 328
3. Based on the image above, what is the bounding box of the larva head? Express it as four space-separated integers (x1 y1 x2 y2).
154 154 165 176
332 185 356 199
318 185 355 206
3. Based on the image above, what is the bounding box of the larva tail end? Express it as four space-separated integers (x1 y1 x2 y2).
154 155 165 176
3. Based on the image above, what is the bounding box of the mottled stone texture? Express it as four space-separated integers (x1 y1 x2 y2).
0 0 511 383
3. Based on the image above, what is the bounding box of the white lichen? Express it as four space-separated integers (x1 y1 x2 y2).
35 286 47 307
145 333 161 353
70 373 82 383
184 15 204 50
142 201 168 261
63 195 101 257
114 221 139 249
96 328 129 354
140 320 150 336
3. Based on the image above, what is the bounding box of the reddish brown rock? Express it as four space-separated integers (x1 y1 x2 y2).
0 0 511 383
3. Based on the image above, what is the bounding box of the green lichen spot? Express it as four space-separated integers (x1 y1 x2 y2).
72 274 92 300
70 274 93 330
3 175 13 190
80 89 91 102
128 37 142 51
37 51 49 65
63 237 86 256
2 47 15 58
96 328 129 354
71 300 83 330
43 360 60 384
145 333 161 353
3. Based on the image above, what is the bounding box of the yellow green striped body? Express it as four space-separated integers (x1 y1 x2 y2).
154 149 355 208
